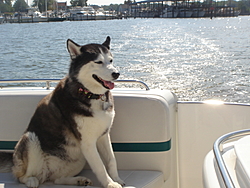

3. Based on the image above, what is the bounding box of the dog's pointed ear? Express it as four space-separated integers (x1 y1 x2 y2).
67 39 81 59
102 36 111 50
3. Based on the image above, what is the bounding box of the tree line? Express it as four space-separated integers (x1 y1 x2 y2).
0 0 87 13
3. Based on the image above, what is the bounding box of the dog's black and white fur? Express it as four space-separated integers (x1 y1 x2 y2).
1 37 124 188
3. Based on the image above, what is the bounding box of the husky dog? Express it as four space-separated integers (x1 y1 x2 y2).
1 37 124 188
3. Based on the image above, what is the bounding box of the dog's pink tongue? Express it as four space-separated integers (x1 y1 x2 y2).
104 81 115 89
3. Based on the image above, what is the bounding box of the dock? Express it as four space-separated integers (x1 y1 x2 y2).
128 0 240 18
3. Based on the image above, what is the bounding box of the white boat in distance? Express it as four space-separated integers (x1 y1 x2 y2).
8 8 48 23
70 6 95 15
0 79 250 188
69 6 115 20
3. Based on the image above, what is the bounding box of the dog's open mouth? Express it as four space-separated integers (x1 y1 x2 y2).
93 74 114 90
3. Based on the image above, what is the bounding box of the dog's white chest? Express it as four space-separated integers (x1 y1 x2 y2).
75 100 115 139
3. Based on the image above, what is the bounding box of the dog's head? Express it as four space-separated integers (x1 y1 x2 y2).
67 36 120 94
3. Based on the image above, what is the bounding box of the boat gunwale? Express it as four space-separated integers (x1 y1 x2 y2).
2 79 250 106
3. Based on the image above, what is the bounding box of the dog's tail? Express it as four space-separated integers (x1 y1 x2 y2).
0 152 13 173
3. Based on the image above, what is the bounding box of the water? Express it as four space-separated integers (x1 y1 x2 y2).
0 17 250 102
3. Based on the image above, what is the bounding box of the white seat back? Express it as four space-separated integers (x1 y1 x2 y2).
0 88 177 185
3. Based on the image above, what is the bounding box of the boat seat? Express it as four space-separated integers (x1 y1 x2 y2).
0 170 163 188
0 88 177 188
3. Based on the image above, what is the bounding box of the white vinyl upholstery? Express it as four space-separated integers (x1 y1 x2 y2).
0 88 177 188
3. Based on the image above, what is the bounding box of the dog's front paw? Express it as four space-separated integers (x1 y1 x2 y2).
25 177 39 188
113 177 125 186
75 177 92 186
107 181 123 188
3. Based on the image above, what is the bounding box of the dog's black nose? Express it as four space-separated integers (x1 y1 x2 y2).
112 72 120 79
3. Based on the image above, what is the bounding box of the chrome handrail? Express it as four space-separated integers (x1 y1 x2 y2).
0 79 61 89
115 80 150 90
0 79 150 90
213 129 250 188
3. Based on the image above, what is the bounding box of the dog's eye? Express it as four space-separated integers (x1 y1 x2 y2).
95 61 103 64
110 60 113 63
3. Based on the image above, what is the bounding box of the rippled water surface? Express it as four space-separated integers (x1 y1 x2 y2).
1 17 250 102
